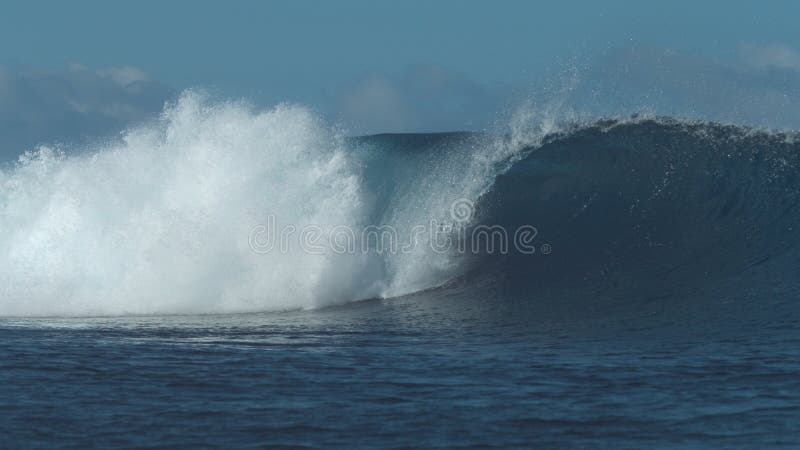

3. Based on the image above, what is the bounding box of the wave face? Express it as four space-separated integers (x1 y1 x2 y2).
1 91 799 318
459 119 800 324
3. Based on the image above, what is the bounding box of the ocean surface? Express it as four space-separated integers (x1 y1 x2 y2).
1 94 799 448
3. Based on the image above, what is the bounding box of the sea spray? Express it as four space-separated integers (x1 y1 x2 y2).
0 92 375 315
0 92 572 316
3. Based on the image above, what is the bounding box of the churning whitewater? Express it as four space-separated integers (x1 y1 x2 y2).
0 91 540 316
4 90 800 319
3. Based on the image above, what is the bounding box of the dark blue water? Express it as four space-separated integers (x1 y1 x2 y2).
3 120 800 448
3 297 800 449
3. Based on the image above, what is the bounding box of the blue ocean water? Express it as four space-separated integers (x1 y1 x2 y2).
2 95 800 447
3 299 800 448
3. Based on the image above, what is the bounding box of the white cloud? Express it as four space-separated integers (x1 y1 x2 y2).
573 45 800 129
0 63 172 159
739 42 800 71
335 64 503 134
97 66 151 87
339 74 413 132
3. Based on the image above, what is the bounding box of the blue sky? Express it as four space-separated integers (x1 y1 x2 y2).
2 1 800 154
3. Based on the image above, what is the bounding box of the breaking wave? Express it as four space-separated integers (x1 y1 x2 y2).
2 90 799 318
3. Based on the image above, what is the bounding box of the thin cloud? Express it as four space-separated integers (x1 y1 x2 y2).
571 45 800 129
739 42 800 71
0 63 173 160
334 63 504 134
96 66 151 87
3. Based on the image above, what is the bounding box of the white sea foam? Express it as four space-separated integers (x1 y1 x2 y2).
0 92 373 315
0 91 562 317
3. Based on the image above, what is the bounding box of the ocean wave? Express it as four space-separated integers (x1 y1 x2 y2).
0 91 539 316
1 91 798 317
